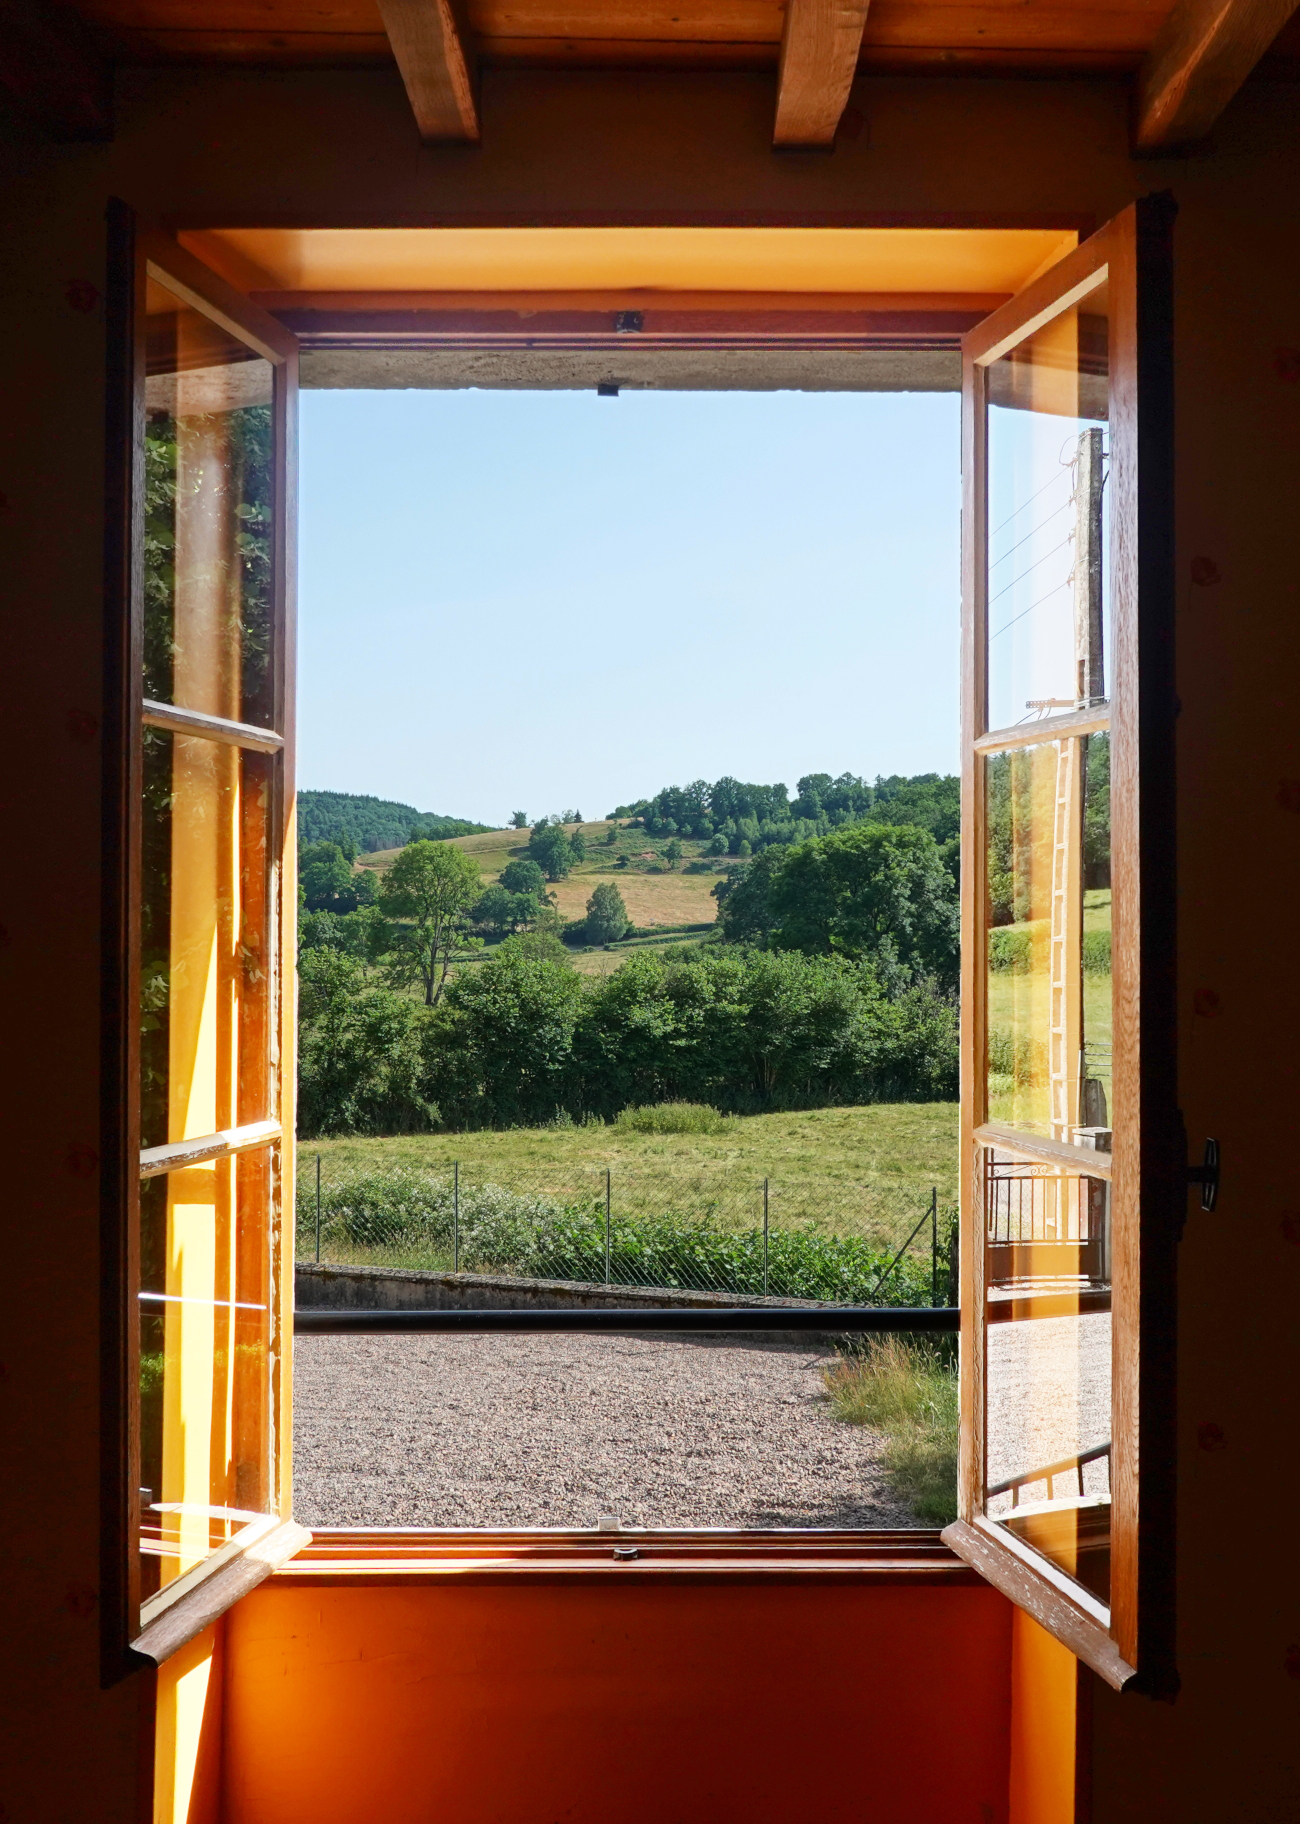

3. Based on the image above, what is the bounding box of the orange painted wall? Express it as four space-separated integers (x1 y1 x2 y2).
220 1580 1011 1824
1008 1608 1078 1824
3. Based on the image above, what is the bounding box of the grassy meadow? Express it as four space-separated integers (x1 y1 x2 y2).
356 818 730 963
986 887 1112 1130
297 1102 958 1246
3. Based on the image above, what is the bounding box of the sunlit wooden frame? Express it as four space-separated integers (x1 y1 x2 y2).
101 212 307 1678
944 197 1178 1697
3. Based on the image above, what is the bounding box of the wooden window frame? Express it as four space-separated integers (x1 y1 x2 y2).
100 205 308 1681
942 196 1179 1698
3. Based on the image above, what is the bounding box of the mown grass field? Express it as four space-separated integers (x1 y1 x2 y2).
357 819 729 940
297 1102 958 1244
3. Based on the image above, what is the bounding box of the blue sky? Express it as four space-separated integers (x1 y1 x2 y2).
298 387 961 827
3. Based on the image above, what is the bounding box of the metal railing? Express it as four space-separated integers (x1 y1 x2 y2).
987 1441 1112 1508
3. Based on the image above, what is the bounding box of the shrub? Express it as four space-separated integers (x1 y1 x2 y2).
613 1100 729 1135
1083 928 1112 974
822 1336 958 1523
988 927 1032 973
988 1026 1046 1086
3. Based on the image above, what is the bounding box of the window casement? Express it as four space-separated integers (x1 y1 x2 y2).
102 208 308 1674
942 197 1179 1695
100 200 1175 1678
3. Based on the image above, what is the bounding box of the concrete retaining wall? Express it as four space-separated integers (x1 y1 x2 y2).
295 1261 842 1319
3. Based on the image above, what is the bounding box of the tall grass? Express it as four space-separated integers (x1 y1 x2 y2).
613 1101 731 1135
822 1337 958 1524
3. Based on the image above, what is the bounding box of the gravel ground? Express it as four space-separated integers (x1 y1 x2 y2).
293 1333 918 1530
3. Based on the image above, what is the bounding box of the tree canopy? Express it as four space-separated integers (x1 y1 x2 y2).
584 882 630 944
300 840 379 915
377 840 484 1006
298 789 490 854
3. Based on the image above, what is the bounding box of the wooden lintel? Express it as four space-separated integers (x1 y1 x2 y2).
378 0 480 144
1134 0 1300 151
773 0 870 149
0 0 114 141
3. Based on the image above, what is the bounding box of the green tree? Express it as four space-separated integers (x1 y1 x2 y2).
529 822 575 881
767 823 959 989
569 828 587 863
297 948 439 1136
474 883 538 940
500 858 547 897
664 838 683 869
585 882 629 943
509 810 529 829
427 947 584 1127
378 840 484 1006
300 840 377 914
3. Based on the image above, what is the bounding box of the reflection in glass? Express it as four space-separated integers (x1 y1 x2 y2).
139 1145 276 1601
140 728 274 1151
986 734 1111 1142
143 276 275 726
986 277 1109 733
984 1152 1111 1603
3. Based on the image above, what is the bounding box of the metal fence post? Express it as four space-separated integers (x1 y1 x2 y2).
930 1186 938 1306
605 1168 611 1286
454 1161 460 1273
763 1178 769 1297
315 1154 321 1263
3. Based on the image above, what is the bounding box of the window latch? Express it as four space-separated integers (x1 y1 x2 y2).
1186 1138 1220 1212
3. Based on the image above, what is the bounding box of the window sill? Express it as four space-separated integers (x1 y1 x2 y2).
272 1527 981 1586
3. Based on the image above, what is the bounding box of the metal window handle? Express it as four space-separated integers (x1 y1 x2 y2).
1187 1138 1220 1212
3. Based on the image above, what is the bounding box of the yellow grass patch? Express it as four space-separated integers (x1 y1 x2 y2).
549 871 722 926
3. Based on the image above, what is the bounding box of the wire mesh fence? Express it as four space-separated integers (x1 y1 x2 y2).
296 1156 957 1307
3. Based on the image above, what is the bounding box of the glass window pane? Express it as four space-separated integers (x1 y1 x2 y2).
986 276 1109 733
983 1150 1111 1604
144 276 275 727
141 729 274 1151
139 1145 277 1602
986 734 1111 1142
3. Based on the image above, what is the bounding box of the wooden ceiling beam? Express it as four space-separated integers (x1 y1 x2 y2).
378 0 480 144
0 0 114 140
1134 0 1300 150
773 0 871 148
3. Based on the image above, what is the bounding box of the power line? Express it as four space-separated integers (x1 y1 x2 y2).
990 576 1070 641
988 495 1071 572
987 535 1073 608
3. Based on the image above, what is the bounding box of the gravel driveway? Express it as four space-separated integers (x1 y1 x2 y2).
293 1333 917 1530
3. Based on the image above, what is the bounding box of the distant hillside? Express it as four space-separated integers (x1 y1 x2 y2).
298 790 492 853
609 769 959 855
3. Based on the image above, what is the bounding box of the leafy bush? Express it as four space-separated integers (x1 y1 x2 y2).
1083 928 1112 974
988 927 1032 973
614 1101 729 1135
298 1170 938 1305
823 1336 958 1523
988 1026 1046 1086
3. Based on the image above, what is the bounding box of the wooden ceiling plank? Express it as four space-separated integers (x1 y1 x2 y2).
0 0 114 139
378 0 480 142
773 0 871 147
1134 0 1300 149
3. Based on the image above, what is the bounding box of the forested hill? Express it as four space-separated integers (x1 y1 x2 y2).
298 790 492 853
610 770 958 856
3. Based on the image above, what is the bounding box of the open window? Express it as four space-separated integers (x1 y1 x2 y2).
943 198 1178 1694
103 214 309 1672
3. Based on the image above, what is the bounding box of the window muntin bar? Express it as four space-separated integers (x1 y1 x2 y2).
140 1118 282 1180
142 698 284 754
143 275 276 730
138 1143 278 1603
